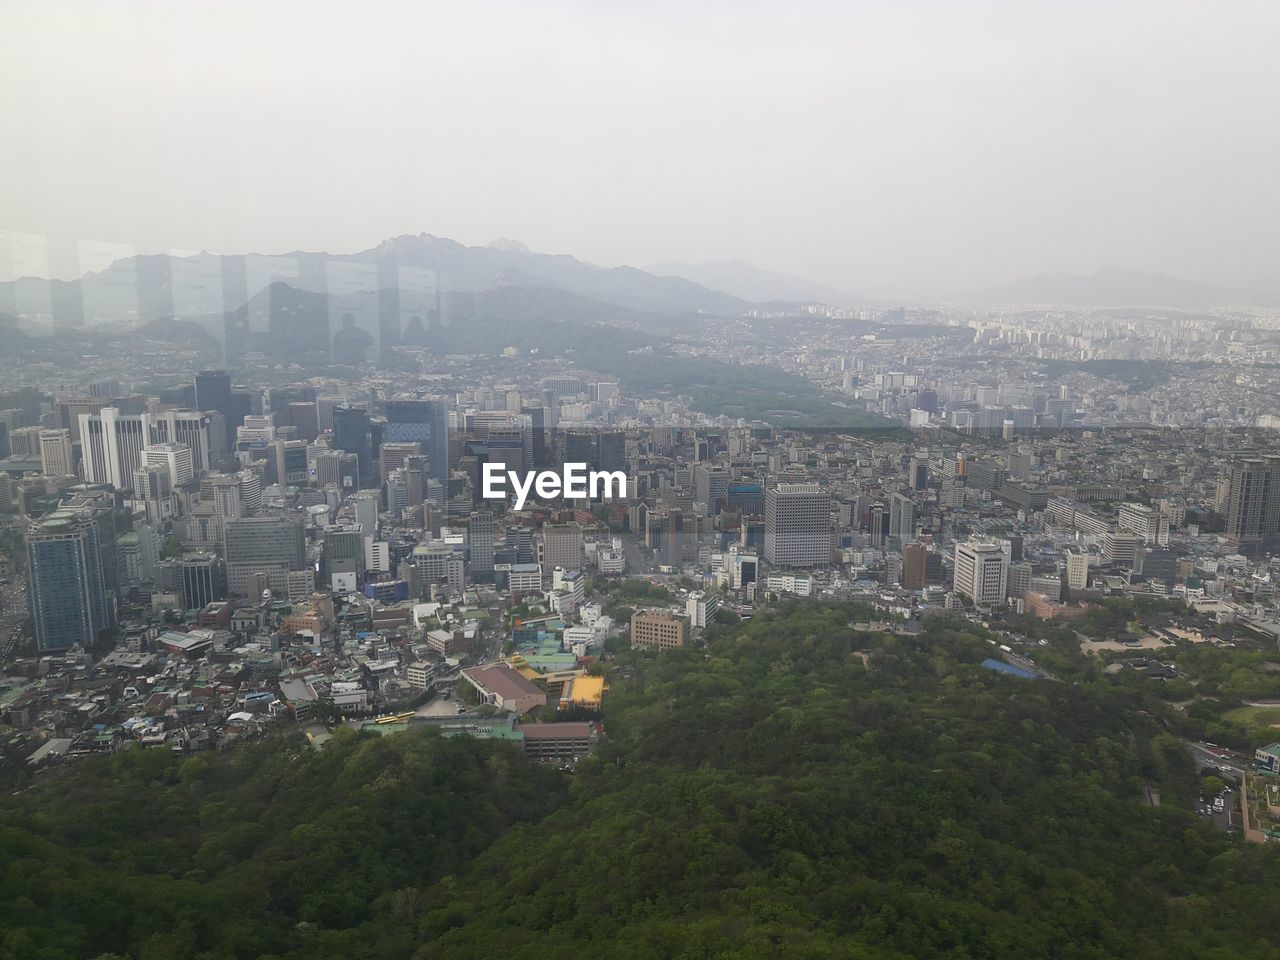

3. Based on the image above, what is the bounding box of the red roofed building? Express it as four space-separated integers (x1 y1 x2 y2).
461 663 546 716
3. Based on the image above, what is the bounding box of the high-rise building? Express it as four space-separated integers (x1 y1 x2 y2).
867 503 887 548
910 452 929 490
469 509 494 578
521 404 549 469
1117 502 1170 546
685 590 720 628
332 407 373 482
378 441 421 484
150 409 215 473
384 397 451 486
1102 532 1143 571
39 429 75 477
312 448 360 491
271 439 309 485
223 514 305 596
194 370 234 442
26 509 115 651
597 430 626 474
562 429 598 472
1007 561 1032 600
237 469 262 513
351 489 380 533
1224 456 1280 550
542 522 584 570
284 401 319 442
203 473 244 519
143 442 195 486
952 540 1009 607
694 464 731 514
132 465 175 524
1065 551 1091 592
321 523 365 591
889 492 916 542
8 425 43 458
53 397 102 448
765 483 831 567
79 407 153 491
235 414 276 451
129 521 163 583
901 541 927 589
507 527 535 564
178 552 228 610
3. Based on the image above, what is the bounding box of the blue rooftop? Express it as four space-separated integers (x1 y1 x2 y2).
981 658 1037 680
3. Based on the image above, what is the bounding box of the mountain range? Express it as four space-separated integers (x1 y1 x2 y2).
0 234 757 331
1 235 1266 335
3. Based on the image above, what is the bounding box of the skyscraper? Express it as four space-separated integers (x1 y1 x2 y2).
79 407 153 491
1225 456 1280 551
332 407 373 482
194 370 234 442
351 489 380 533
26 509 116 651
901 541 927 589
469 509 494 579
271 439 310 485
150 409 215 472
321 523 364 591
385 397 451 486
39 429 75 477
542 522 584 570
179 552 228 610
223 514 305 596
203 473 244 519
143 442 195 486
953 541 1009 607
694 464 731 515
764 483 832 567
889 492 916 542
132 465 175 525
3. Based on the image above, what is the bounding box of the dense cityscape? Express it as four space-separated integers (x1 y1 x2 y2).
5 1 1280 957
3 245 1280 793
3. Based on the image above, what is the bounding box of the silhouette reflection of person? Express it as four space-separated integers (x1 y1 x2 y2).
402 314 427 346
332 312 373 362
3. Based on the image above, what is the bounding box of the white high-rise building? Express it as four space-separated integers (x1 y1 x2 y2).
351 489 380 534
1117 502 1170 546
953 540 1009 607
79 407 153 491
764 483 832 567
150 409 215 472
1065 552 1091 592
143 442 195 486
39 429 75 477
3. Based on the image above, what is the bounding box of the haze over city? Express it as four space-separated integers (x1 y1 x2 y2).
3 0 1279 298
4 4 1280 959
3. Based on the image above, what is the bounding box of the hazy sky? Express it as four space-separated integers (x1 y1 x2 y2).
2 0 1277 298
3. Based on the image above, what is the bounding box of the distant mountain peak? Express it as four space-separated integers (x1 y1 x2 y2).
486 237 531 253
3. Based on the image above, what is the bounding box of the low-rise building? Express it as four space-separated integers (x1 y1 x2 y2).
630 610 689 651
461 663 546 715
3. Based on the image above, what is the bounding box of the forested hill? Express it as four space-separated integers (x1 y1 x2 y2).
3 603 1280 959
